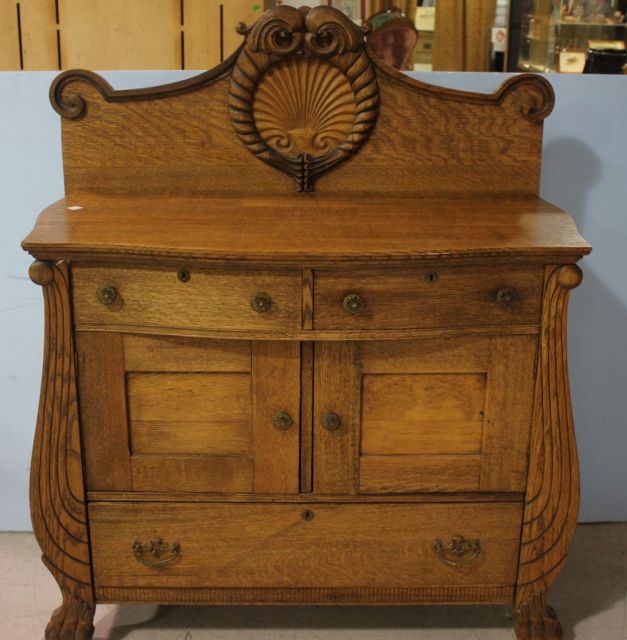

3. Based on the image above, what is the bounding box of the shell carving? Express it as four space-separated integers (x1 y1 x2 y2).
229 5 379 192
253 58 356 157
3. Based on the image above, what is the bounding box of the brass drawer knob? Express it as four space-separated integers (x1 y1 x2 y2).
322 412 342 432
96 285 118 306
251 291 272 313
495 287 517 307
433 535 481 568
343 293 365 315
272 410 294 431
133 538 181 569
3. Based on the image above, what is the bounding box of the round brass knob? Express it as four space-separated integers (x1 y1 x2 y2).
251 291 272 313
272 411 294 431
322 412 342 432
343 293 365 315
495 287 518 307
96 285 118 306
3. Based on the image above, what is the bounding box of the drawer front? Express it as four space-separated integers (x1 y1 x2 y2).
72 266 302 332
314 266 543 330
90 501 522 591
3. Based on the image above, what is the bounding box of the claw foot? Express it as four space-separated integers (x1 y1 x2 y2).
515 593 563 640
45 592 95 640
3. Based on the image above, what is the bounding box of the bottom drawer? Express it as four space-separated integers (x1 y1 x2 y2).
90 501 522 603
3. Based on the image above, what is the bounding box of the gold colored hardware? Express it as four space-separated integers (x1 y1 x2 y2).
496 287 517 307
425 271 439 284
178 268 191 283
433 535 481 568
302 509 315 521
251 291 272 313
343 293 365 315
133 538 181 569
272 410 294 431
96 285 117 306
322 412 342 432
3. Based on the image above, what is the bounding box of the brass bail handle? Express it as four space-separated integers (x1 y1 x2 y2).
133 538 181 569
433 535 481 568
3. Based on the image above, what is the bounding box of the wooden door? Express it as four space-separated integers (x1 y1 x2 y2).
313 335 537 495
76 334 301 494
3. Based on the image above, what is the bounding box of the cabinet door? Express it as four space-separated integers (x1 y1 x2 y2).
313 336 537 494
76 334 301 494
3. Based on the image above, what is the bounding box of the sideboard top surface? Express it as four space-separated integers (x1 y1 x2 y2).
23 194 590 264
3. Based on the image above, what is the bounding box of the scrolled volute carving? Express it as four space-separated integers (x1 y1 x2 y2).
228 5 379 192
497 73 555 123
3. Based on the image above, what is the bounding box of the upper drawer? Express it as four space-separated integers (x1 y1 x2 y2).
72 266 302 332
313 266 543 330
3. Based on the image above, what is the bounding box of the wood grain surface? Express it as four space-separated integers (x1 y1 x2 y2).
127 372 252 455
46 55 555 196
251 342 301 494
23 195 590 265
89 501 523 590
313 265 544 330
72 265 302 332
317 335 536 495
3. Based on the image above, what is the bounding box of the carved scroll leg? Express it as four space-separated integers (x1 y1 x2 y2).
514 264 584 640
45 589 95 640
514 592 563 640
29 261 95 640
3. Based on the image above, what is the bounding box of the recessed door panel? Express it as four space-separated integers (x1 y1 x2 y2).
76 333 300 494
314 336 537 494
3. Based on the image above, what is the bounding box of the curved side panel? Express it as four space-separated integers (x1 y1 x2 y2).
29 260 95 640
515 264 583 639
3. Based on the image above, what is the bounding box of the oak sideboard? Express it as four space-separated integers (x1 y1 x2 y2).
22 6 591 640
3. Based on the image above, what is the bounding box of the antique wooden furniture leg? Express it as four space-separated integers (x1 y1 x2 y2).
29 260 95 640
514 265 583 640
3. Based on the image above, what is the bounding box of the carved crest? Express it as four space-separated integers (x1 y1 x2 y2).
228 5 380 192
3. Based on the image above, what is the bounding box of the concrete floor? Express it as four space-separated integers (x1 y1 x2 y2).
1 523 625 640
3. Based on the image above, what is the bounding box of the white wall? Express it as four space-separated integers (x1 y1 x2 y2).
0 70 625 530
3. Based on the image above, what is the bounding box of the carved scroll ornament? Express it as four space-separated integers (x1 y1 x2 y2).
228 5 379 192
